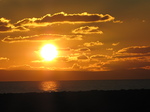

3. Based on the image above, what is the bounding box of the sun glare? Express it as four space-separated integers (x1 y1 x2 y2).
40 44 58 61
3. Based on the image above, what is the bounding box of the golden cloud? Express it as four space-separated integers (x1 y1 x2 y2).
0 57 9 61
112 42 120 46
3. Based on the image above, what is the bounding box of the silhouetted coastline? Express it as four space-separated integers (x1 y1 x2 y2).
0 89 150 112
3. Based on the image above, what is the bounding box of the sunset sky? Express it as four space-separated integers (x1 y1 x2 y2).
0 0 150 81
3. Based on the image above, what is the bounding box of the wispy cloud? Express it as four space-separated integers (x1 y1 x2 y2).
8 64 48 70
118 46 150 54
0 57 9 61
2 34 83 43
83 41 104 47
74 47 91 52
113 20 123 23
8 64 32 70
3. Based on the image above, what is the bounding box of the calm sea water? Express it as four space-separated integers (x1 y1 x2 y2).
0 80 150 93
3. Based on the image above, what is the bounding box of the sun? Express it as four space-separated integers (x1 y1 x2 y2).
40 44 58 61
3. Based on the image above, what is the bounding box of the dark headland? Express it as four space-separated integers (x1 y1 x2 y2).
0 89 150 112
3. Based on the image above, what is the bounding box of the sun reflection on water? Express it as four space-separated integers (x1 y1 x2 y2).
40 81 58 92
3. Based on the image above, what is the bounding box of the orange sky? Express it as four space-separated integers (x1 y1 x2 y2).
0 0 150 81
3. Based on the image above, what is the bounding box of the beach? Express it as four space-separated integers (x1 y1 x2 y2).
0 89 150 112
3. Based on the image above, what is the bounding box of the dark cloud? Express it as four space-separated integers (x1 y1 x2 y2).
0 18 28 33
0 18 10 26
0 18 13 32
72 26 103 34
15 12 115 27
65 35 83 40
2 34 83 43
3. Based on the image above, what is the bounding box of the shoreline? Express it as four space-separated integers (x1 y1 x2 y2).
0 89 150 112
0 88 149 94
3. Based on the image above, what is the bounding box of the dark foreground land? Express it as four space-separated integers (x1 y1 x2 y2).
0 90 150 112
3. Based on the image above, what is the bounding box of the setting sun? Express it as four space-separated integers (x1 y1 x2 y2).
40 44 58 61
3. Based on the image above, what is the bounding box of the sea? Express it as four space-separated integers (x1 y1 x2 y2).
0 79 150 93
